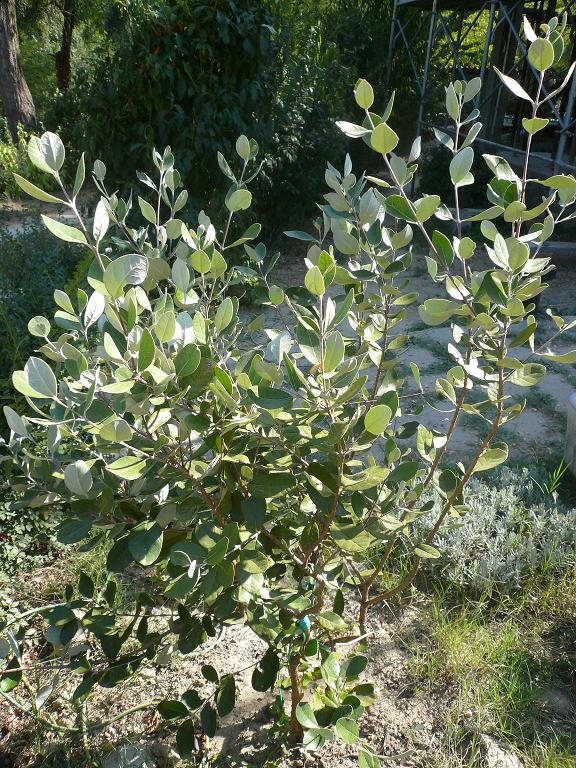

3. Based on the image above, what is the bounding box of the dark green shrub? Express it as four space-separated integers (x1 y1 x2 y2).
50 0 278 206
0 224 80 402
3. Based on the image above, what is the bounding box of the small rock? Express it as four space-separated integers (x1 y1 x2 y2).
480 734 524 768
102 743 155 768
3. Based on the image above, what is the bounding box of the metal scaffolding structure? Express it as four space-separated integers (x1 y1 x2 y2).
387 0 576 171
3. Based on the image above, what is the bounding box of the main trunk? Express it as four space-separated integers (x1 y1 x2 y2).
55 0 75 93
0 0 36 139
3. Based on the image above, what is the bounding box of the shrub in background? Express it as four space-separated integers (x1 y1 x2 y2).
263 0 392 228
0 223 80 403
50 0 278 206
48 0 395 231
2 15 576 767
0 120 52 197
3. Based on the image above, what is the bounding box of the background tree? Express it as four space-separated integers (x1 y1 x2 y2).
0 0 36 138
54 0 75 92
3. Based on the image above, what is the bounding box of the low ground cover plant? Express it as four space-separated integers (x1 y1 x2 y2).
415 467 576 595
1 14 576 766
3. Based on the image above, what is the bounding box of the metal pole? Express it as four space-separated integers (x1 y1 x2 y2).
385 0 399 98
416 0 438 141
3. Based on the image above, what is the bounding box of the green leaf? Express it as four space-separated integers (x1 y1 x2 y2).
190 250 211 274
0 658 22 693
73 153 85 198
154 311 176 343
303 727 334 751
252 648 280 691
414 195 440 222
90 202 108 248
226 189 252 212
414 543 440 559
364 404 392 435
129 523 163 566
537 174 576 191
539 350 576 364
522 117 549 135
268 285 284 305
370 122 399 154
216 675 236 717
385 195 414 221
317 611 346 632
343 655 368 679
104 254 148 298
284 230 318 242
250 386 292 410
138 328 155 371
200 703 217 737
305 266 325 296
358 748 381 768
323 331 345 373
509 363 546 387
215 297 234 333
22 357 58 399
354 79 374 109
335 121 372 138
41 215 87 245
332 524 372 553
175 344 201 377
320 653 340 687
241 497 267 530
64 460 93 497
12 173 62 203
176 719 196 759
157 700 189 720
387 460 419 484
296 702 318 729
432 230 454 266
335 717 359 744
4 406 29 438
528 38 555 71
473 442 509 473
450 147 474 187
463 77 482 102
332 229 359 255
419 298 460 326
445 83 459 120
28 132 64 174
27 315 51 337
138 196 157 224
494 68 532 102
99 418 133 443
236 134 251 161
107 456 147 480
84 291 105 329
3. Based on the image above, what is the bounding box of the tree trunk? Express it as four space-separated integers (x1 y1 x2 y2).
55 0 75 93
0 0 36 139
